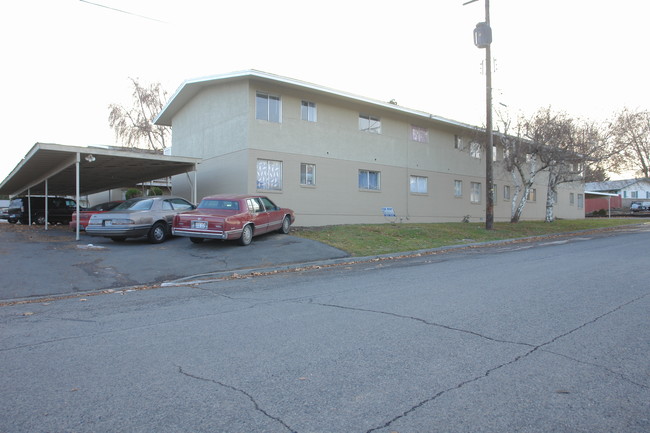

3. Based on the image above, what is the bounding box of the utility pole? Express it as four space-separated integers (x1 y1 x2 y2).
466 0 494 230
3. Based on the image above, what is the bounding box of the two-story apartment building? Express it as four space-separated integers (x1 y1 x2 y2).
155 70 584 226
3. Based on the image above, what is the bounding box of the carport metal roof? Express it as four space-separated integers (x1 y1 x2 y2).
0 142 200 198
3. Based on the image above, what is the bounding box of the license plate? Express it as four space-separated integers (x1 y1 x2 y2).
104 220 112 226
192 221 208 229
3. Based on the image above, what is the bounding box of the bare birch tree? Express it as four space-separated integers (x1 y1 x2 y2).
108 78 170 151
608 108 650 178
496 111 548 223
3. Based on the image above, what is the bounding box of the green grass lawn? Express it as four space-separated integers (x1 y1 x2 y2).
291 218 649 256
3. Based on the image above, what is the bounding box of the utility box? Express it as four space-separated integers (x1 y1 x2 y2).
474 22 492 48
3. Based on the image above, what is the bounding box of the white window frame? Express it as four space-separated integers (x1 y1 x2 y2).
470 182 481 203
470 142 481 159
256 91 282 123
454 180 463 197
300 163 316 186
359 114 381 134
527 188 537 202
359 169 381 190
410 175 428 194
454 135 463 149
411 126 429 143
503 185 510 200
301 101 317 122
256 159 283 191
578 193 584 209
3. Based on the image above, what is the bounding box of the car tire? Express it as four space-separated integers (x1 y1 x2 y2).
190 237 204 244
111 237 126 242
239 224 253 246
279 216 291 234
148 222 168 244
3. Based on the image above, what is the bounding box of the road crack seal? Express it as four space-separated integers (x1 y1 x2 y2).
176 365 297 433
317 293 650 433
309 302 534 347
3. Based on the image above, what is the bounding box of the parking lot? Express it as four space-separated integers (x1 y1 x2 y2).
0 221 349 301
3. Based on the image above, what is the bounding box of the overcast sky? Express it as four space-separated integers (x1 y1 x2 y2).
1 0 648 182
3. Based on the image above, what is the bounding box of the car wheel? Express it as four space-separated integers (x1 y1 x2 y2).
279 216 291 234
8 219 16 224
148 222 168 244
190 237 204 244
239 224 253 246
111 237 126 242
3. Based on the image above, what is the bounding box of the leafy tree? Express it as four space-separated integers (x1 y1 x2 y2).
607 108 650 178
108 78 170 151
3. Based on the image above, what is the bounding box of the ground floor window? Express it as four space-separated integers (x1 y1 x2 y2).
359 170 380 190
503 185 510 200
470 182 481 203
578 193 584 209
454 180 462 197
300 163 316 186
410 175 428 194
257 159 283 190
527 188 537 202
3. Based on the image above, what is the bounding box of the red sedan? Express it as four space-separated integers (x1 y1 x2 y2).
70 201 123 231
172 194 295 245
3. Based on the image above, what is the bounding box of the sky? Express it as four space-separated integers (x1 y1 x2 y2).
1 0 648 182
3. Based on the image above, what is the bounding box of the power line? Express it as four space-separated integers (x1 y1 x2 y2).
79 0 167 23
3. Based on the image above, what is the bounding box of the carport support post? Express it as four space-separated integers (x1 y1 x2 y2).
75 153 80 241
44 179 48 231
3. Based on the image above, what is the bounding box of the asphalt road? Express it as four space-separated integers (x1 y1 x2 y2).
1 223 648 432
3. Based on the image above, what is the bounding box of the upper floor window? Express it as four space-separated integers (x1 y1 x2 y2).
470 142 481 159
359 170 380 190
359 114 381 134
256 159 283 190
256 92 281 123
411 126 429 143
301 101 317 122
410 176 428 194
454 135 463 149
300 163 316 186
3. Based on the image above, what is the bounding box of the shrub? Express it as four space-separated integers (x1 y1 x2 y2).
125 188 142 199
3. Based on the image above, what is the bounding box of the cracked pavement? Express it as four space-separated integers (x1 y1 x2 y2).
0 224 649 432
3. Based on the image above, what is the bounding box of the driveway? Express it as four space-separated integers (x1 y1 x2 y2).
0 222 349 301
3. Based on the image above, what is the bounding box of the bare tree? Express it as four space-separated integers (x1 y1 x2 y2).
496 111 549 223
608 108 650 178
108 78 170 151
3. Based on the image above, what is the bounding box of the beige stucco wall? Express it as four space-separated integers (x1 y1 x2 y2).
169 77 585 226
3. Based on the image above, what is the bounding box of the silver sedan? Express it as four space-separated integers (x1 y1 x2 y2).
85 196 195 243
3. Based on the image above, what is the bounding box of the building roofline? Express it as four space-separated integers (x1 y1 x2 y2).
154 69 482 134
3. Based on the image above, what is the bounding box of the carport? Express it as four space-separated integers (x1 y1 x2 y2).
0 142 201 240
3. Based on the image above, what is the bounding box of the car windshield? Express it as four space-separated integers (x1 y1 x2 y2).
114 198 154 211
9 199 22 208
198 200 240 210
